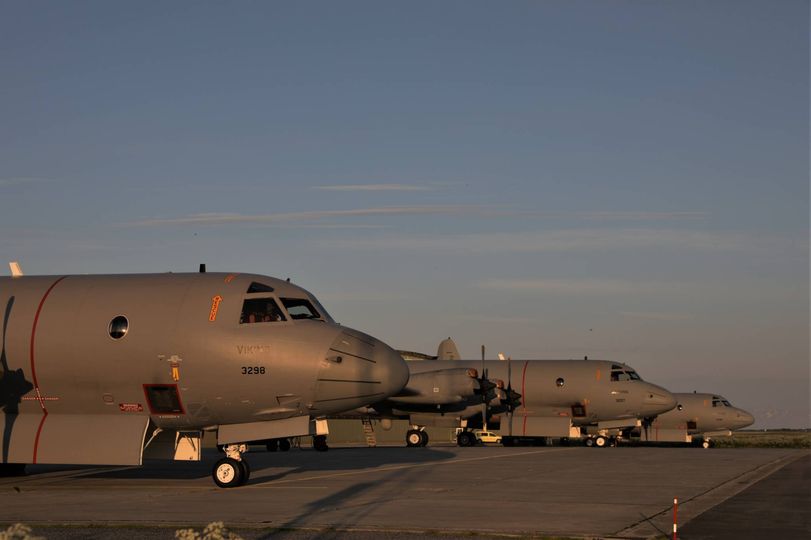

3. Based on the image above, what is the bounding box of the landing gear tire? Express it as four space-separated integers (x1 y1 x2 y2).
406 430 422 447
212 458 244 488
595 436 607 448
585 437 595 447
313 435 329 452
266 439 279 452
279 438 291 452
457 431 476 447
238 459 251 485
419 430 429 447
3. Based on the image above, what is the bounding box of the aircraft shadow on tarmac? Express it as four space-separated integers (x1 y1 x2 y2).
44 446 457 484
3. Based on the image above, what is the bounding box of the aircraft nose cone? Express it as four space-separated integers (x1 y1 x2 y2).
642 384 677 415
314 328 409 415
736 410 755 429
371 338 410 398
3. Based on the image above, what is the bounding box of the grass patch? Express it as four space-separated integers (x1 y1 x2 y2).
712 430 811 448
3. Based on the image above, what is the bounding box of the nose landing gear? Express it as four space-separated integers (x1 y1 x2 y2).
406 428 429 447
212 444 250 488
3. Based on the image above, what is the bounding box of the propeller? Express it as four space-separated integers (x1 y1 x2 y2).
498 354 522 437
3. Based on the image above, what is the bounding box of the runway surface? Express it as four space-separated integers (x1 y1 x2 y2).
0 445 807 539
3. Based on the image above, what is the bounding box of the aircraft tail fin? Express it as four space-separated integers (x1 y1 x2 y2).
9 261 23 277
437 337 460 360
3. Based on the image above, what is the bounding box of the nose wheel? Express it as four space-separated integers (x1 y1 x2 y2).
406 428 429 447
212 444 250 488
313 434 329 452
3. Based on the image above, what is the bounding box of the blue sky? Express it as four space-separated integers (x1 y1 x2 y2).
1 1 808 428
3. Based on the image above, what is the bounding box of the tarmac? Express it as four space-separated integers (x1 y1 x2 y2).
0 444 808 539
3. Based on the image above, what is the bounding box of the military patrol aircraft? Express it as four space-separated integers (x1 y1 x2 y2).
0 263 409 487
632 392 754 447
342 338 677 447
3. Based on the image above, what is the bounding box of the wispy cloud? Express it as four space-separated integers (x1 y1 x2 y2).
311 183 433 192
577 211 708 221
477 277 671 295
619 310 693 321
331 228 757 253
127 206 482 226
0 177 53 187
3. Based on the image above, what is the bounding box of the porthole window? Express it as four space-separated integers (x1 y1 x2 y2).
556 377 565 387
108 316 129 339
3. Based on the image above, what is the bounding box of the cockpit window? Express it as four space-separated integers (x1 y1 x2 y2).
712 397 731 407
240 298 286 324
247 282 275 293
280 297 321 320
610 366 640 382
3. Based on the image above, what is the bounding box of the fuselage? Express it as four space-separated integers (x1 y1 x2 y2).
348 358 676 429
652 392 754 434
0 272 408 465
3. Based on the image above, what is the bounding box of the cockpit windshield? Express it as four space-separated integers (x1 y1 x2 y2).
610 365 642 382
240 298 286 324
712 397 731 407
281 297 322 320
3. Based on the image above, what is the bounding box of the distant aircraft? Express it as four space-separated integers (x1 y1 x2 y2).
0 264 409 487
339 338 677 447
633 392 754 447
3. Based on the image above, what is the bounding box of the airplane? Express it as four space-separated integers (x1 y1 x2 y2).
630 391 754 447
336 338 677 447
0 263 409 487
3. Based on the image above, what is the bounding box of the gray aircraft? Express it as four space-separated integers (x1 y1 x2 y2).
343 339 677 447
632 392 754 447
0 264 409 487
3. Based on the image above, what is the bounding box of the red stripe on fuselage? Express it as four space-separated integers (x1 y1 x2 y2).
29 276 68 463
521 360 528 436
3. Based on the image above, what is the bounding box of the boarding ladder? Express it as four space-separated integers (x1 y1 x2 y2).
361 417 377 447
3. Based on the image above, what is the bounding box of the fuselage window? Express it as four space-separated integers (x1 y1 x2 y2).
108 315 129 339
281 297 321 320
240 298 286 324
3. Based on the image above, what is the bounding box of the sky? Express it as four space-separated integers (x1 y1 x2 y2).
1 1 808 428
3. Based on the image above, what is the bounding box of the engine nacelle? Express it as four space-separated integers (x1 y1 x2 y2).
388 368 480 405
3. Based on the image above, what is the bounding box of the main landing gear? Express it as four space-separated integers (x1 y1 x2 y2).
456 430 476 447
585 435 616 448
313 434 329 452
406 428 429 447
212 444 250 488
266 438 291 452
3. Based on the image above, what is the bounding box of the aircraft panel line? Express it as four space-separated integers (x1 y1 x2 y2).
28 275 68 464
329 348 376 363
